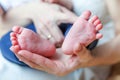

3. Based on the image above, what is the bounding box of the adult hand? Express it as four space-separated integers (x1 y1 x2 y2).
2 2 77 47
10 46 94 76
42 0 73 10
27 2 77 47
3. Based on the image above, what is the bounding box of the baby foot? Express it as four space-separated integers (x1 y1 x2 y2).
62 10 103 55
10 26 56 57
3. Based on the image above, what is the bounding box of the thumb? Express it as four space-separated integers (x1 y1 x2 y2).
58 6 78 24
57 13 78 25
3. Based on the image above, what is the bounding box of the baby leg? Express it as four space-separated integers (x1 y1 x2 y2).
62 11 103 55
10 26 56 57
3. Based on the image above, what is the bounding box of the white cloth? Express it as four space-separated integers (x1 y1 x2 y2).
0 0 38 11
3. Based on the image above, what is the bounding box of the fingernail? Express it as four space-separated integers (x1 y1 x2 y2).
17 51 23 55
9 47 12 51
19 59 22 61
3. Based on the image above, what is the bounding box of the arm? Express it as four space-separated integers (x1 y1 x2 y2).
105 0 120 35
43 0 73 10
88 0 120 66
0 6 4 16
0 4 32 33
90 37 120 66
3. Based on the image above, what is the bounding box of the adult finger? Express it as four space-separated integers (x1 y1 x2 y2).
43 0 58 3
10 46 23 61
17 50 58 73
74 46 93 62
16 53 45 70
46 22 64 47
33 19 55 41
58 6 78 24
33 18 63 46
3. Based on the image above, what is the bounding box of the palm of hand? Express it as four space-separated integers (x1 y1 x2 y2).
26 48 93 76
